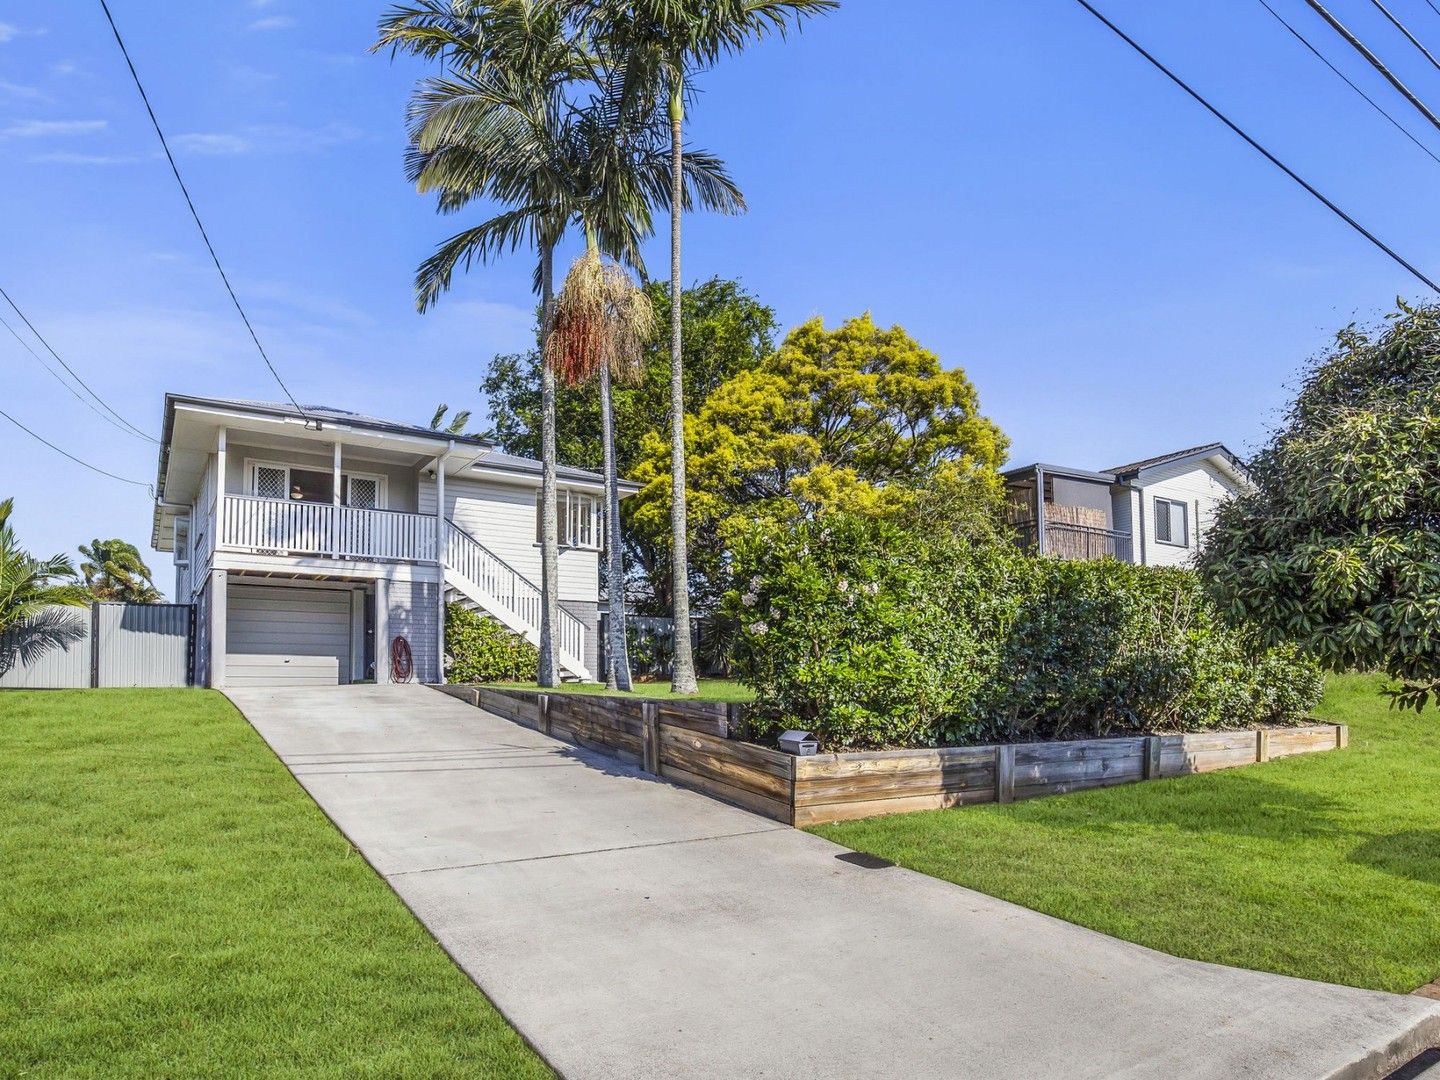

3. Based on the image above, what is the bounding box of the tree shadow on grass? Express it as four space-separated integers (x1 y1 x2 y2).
1348 830 1440 885
1002 771 1350 844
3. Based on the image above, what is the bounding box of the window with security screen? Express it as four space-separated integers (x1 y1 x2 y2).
254 465 286 500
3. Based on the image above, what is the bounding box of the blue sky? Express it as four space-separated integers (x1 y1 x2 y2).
3 0 1438 584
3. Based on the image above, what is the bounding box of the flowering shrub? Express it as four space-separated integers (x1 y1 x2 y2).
727 514 1323 750
444 603 539 683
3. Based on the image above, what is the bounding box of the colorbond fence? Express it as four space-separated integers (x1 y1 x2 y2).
0 603 193 689
435 685 1347 827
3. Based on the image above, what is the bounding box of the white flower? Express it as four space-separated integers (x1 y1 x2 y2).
749 576 763 592
865 581 880 596
748 620 769 636
837 578 849 594
741 591 758 607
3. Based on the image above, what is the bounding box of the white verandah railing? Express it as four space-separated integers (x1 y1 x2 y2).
219 494 438 562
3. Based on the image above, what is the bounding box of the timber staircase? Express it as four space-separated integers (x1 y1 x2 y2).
443 519 590 680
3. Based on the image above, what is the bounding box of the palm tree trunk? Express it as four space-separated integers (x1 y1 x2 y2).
538 240 561 687
667 71 699 695
598 360 632 691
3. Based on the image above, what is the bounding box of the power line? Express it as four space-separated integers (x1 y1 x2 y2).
0 308 156 442
97 0 312 423
1258 0 1440 166
1303 0 1440 133
1071 0 1440 295
1369 0 1440 74
0 406 150 488
0 285 158 443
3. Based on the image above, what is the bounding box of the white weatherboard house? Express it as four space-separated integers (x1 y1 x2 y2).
151 395 636 688
1002 443 1250 565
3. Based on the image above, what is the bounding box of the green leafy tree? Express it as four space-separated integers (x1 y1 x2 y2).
581 0 837 692
0 498 90 675
1198 301 1440 710
481 278 776 474
77 538 162 603
480 277 776 613
629 313 1010 610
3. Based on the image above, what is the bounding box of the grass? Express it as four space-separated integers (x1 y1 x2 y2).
491 678 753 703
813 673 1440 994
0 689 552 1079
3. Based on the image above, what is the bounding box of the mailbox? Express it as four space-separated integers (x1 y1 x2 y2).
778 729 819 756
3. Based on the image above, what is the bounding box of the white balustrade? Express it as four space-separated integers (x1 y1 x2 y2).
219 495 437 562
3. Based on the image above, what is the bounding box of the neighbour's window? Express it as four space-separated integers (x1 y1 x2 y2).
535 490 602 550
1154 497 1189 547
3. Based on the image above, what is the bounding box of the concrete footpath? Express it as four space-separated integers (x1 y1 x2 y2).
225 684 1440 1080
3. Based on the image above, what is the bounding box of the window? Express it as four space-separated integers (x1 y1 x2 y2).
1154 497 1189 547
535 489 603 550
345 475 381 510
248 460 384 508
253 464 287 500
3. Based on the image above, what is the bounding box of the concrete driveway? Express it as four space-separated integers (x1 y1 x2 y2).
225 684 1440 1080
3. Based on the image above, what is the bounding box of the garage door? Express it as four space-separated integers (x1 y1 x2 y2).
227 584 352 687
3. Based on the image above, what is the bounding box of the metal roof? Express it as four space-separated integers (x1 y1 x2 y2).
1107 442 1244 478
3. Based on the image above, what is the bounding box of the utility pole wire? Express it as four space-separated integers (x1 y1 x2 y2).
1071 0 1440 295
0 285 158 443
0 406 151 488
1369 0 1440 74
97 0 313 423
1302 0 1440 133
1259 0 1440 166
0 308 157 442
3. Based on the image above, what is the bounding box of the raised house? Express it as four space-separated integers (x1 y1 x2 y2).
150 395 635 688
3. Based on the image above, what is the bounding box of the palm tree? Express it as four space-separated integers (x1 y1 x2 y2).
78 538 162 603
377 0 582 686
0 498 90 675
548 245 653 690
428 403 473 434
378 1 740 685
581 0 836 692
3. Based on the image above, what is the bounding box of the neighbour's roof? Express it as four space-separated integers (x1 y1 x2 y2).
1001 462 1117 484
1107 442 1244 478
1002 443 1248 488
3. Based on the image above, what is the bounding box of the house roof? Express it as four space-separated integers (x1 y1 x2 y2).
167 395 498 450
1107 442 1246 479
472 449 641 492
1001 462 1117 485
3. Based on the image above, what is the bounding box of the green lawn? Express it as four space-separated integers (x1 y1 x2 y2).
814 673 1440 993
493 678 753 703
0 689 552 1079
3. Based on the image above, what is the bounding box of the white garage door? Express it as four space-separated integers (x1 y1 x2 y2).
227 584 352 687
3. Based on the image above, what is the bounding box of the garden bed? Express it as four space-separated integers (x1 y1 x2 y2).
435 685 1346 826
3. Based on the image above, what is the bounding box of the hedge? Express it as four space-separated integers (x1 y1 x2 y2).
726 514 1323 750
443 603 539 683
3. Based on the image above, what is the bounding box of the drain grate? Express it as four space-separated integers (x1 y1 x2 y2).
835 851 895 870
1385 1047 1440 1080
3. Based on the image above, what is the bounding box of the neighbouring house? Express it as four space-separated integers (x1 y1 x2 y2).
1002 443 1249 565
151 395 636 688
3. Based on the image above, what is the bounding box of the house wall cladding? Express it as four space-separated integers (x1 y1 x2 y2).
390 578 439 683
423 475 601 603
1 603 192 689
